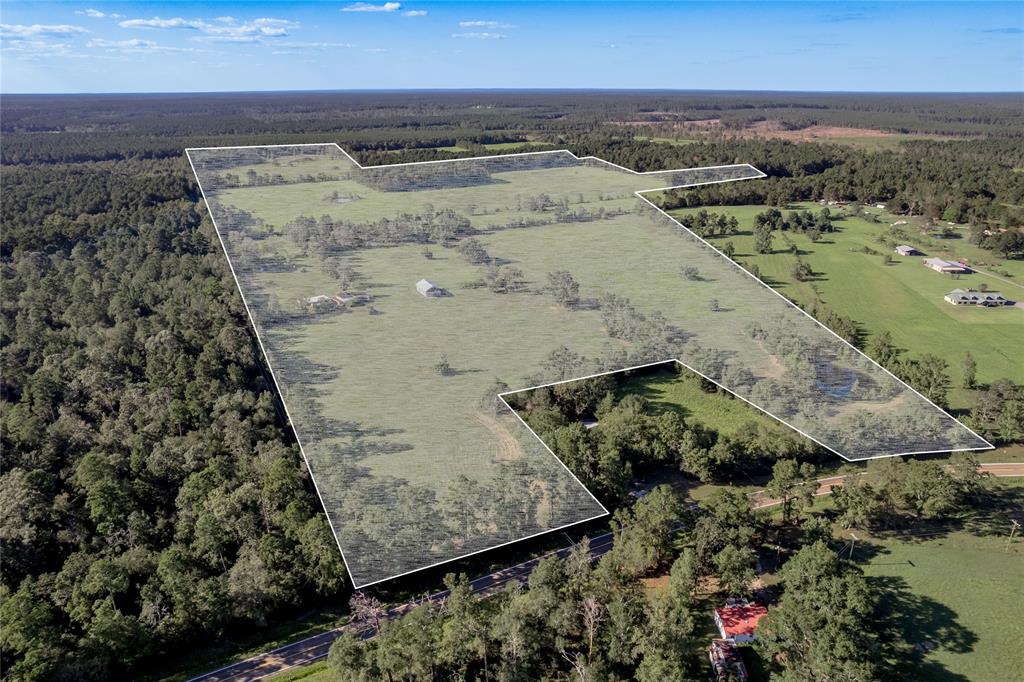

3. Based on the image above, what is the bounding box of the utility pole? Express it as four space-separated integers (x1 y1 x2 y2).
849 532 859 560
1006 520 1021 553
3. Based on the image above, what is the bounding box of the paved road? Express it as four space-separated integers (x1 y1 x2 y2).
187 462 1022 682
188 531 619 682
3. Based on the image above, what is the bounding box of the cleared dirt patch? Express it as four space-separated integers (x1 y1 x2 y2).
476 412 525 462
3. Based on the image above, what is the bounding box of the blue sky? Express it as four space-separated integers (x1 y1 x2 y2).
1 1 1021 93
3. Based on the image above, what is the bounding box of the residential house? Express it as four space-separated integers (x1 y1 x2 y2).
944 289 1009 306
713 601 768 644
895 245 919 256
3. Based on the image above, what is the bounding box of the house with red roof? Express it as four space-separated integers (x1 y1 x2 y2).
713 600 768 644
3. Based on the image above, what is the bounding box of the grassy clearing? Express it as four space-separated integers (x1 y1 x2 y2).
670 204 1024 408
634 135 698 146
617 366 786 438
483 141 551 151
381 141 552 154
819 134 957 151
190 145 988 583
854 484 1024 682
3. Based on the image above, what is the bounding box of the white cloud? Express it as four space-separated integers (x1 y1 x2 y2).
342 2 401 12
272 41 353 50
119 17 198 30
458 20 514 29
86 37 207 53
0 23 88 38
403 10 428 17
117 16 298 42
0 39 78 58
76 9 124 19
452 32 505 40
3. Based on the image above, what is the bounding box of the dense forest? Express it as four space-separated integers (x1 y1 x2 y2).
2 91 1022 681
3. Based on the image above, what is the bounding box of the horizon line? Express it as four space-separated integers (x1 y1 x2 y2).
4 87 1023 97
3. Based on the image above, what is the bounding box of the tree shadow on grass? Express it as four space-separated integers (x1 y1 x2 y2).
871 574 977 681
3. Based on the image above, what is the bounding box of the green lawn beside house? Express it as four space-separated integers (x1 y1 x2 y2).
670 203 1024 409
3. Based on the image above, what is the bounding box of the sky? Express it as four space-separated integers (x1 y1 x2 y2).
1 1 1021 93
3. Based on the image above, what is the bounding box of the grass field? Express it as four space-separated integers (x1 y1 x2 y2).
617 366 788 438
810 134 961 151
634 135 698 146
384 140 553 154
670 204 1024 408
856 484 1024 681
188 145 988 584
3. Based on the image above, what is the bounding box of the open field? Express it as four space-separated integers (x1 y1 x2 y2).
633 135 698 146
617 365 790 438
384 140 553 154
620 119 969 150
857 486 1024 682
188 145 987 585
670 204 1024 408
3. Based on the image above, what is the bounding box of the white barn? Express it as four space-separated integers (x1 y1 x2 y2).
416 279 444 297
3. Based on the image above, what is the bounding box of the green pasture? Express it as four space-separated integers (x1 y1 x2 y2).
670 204 1024 406
189 146 990 582
634 135 698 146
616 366 786 438
819 134 958 151
856 486 1024 681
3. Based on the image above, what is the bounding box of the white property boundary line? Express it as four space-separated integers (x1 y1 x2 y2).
185 142 992 589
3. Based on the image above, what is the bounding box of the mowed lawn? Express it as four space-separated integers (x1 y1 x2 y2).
857 507 1024 681
670 204 1024 408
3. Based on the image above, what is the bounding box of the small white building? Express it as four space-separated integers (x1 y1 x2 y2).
923 258 968 274
895 245 919 257
416 279 444 297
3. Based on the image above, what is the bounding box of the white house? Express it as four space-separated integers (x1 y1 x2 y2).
944 289 1009 306
416 279 444 297
895 245 919 256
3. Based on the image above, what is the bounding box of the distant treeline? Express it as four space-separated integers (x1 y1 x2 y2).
3 90 1023 164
